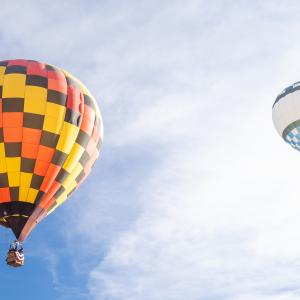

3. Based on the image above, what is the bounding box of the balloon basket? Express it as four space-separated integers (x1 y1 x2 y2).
6 241 24 268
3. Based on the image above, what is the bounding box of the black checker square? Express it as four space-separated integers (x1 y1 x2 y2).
21 158 36 173
0 128 3 143
56 169 70 184
47 201 57 212
0 61 8 67
76 130 90 147
2 98 24 112
40 131 59 148
0 173 9 187
35 191 45 205
47 90 67 106
5 65 27 74
45 64 57 71
23 112 44 129
79 151 90 166
65 75 81 89
5 142 21 157
10 187 19 201
51 150 67 166
65 108 82 126
83 94 96 110
75 170 85 183
54 186 65 198
30 174 44 189
26 75 48 88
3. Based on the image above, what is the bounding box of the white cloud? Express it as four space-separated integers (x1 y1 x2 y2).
77 2 300 300
4 1 300 299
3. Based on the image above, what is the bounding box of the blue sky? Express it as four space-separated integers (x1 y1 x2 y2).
3 1 300 300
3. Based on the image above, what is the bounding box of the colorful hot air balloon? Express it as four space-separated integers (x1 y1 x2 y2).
273 82 300 150
0 59 103 267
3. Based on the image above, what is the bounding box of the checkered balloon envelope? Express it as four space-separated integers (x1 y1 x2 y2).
273 81 300 151
0 59 103 243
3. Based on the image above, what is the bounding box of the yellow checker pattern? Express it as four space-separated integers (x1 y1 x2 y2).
0 144 5 158
0 158 6 173
0 67 6 84
27 188 39 203
56 122 79 154
62 164 83 190
8 172 20 186
62 143 85 173
45 102 65 119
19 187 29 202
24 86 47 114
2 74 26 98
20 172 32 187
6 157 20 172
43 115 62 134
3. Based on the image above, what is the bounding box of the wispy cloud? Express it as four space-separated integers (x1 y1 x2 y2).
3 1 300 299
69 1 300 300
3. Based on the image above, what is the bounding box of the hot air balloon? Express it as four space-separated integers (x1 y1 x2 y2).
272 82 300 151
0 59 103 267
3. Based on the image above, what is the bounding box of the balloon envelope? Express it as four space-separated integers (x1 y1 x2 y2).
272 82 300 151
0 59 103 241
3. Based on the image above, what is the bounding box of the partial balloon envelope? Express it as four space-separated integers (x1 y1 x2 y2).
273 82 300 150
0 59 103 244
